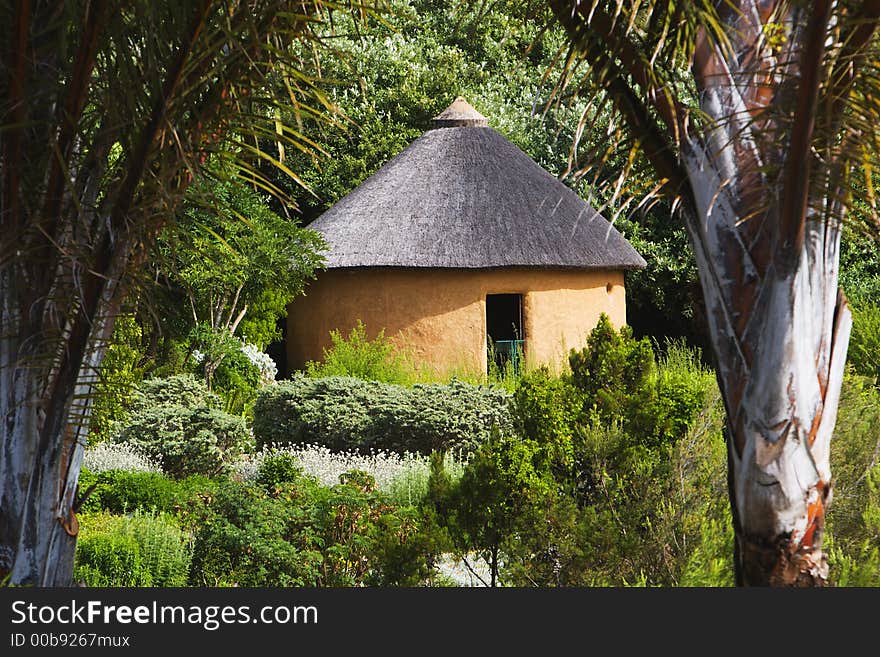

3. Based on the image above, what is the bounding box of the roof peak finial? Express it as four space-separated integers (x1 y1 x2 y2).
432 97 488 128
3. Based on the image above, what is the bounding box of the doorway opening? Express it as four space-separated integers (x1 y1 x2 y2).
486 293 524 374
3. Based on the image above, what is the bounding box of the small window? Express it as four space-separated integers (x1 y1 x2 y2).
486 294 524 373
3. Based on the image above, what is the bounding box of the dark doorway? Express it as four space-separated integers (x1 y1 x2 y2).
486 294 524 373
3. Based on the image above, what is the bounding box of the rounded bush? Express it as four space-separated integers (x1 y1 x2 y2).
113 375 253 478
256 451 303 490
252 375 513 455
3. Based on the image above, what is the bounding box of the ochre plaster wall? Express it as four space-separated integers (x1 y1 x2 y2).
286 267 627 377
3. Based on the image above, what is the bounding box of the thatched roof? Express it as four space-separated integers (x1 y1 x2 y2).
310 98 647 270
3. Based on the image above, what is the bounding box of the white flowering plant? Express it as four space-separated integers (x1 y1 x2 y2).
240 341 277 386
234 443 465 506
83 441 162 474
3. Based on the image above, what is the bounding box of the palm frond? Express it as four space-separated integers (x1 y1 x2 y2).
546 1 733 221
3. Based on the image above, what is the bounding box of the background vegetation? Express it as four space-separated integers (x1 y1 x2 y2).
78 311 880 586
78 0 880 587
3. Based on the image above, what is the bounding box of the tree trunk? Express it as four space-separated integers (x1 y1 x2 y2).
0 375 79 585
0 268 116 585
490 545 499 587
682 144 851 586
543 0 873 586
1 0 347 587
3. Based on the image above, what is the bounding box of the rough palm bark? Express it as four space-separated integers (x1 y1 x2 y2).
0 0 370 586
548 0 880 585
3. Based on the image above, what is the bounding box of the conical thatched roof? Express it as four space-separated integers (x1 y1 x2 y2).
310 98 646 270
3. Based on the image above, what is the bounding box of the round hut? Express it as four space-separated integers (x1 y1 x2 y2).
286 97 646 376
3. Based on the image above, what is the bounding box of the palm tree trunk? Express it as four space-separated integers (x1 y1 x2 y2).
0 268 117 585
682 145 852 586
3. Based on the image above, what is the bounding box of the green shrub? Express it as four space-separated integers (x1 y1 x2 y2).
305 320 410 383
430 432 586 587
678 518 735 587
828 459 880 588
77 470 176 515
847 303 880 383
504 330 730 586
656 388 733 586
77 469 217 517
252 375 513 455
828 541 880 587
113 375 253 478
309 471 435 586
634 341 716 447
255 451 303 491
189 480 322 586
74 510 192 587
189 477 434 586
512 367 583 475
826 372 880 585
565 386 732 586
74 531 145 587
569 313 655 423
116 406 252 479
569 317 713 449
828 468 880 588
130 373 220 410
488 320 729 586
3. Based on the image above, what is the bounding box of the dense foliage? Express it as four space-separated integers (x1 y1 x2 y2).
67 1 880 589
77 468 218 517
74 348 879 588
252 375 513 455
426 319 727 586
154 177 327 350
74 511 192 587
825 374 880 585
189 470 437 587
112 376 253 479
304 320 412 383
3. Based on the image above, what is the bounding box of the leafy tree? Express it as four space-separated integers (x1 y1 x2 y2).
616 208 707 350
98 175 327 413
152 175 326 350
87 316 148 443
270 1 585 220
442 433 560 586
0 0 385 585
548 0 880 585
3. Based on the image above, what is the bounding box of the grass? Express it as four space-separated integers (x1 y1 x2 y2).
299 318 538 391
